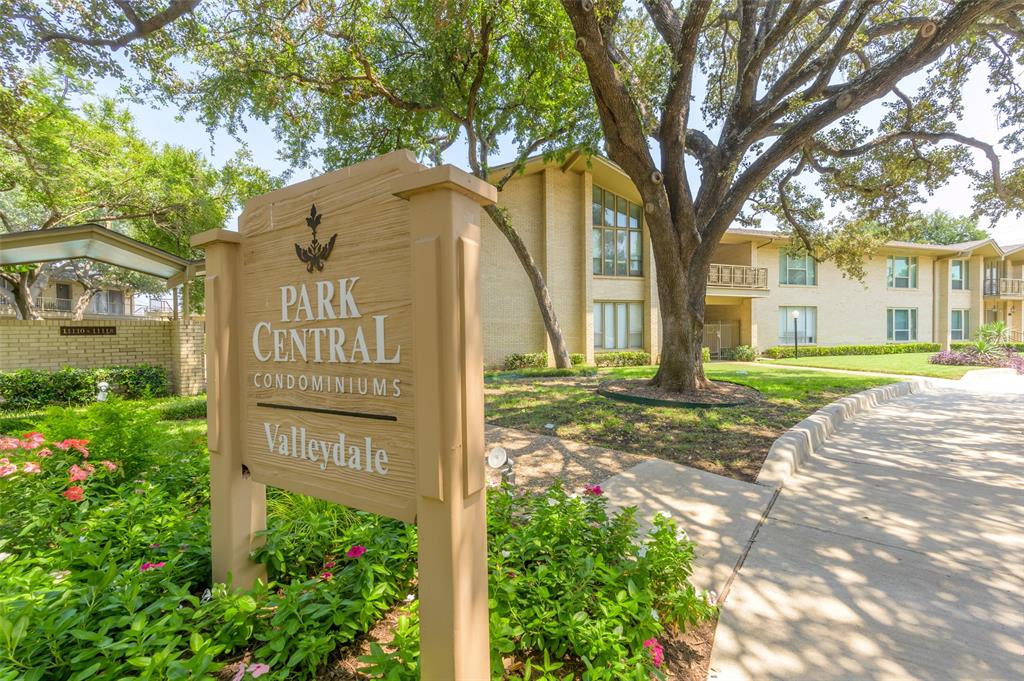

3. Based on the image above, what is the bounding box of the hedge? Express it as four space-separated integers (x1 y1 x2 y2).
595 351 651 367
952 341 1024 353
0 364 170 412
763 343 941 359
503 352 587 370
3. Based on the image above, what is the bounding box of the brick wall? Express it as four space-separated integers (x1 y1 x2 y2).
0 318 206 395
170 320 206 395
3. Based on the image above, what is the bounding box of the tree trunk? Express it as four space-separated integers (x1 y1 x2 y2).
483 204 573 369
15 272 42 320
72 288 99 320
648 241 712 392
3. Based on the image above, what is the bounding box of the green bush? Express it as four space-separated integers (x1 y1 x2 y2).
952 341 1024 353
1 413 715 680
595 351 651 367
764 342 941 359
701 347 711 363
0 364 169 411
503 352 548 370
363 482 716 679
504 352 589 370
724 345 757 361
154 395 208 420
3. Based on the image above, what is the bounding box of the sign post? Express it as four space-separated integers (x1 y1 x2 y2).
193 151 496 679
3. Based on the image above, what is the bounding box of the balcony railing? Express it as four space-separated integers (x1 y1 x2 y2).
983 278 1024 297
707 264 769 290
0 297 175 318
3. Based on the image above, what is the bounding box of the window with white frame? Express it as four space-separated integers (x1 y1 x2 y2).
593 302 643 350
779 251 817 285
951 259 969 290
887 255 918 289
778 306 817 344
887 308 918 342
951 309 969 341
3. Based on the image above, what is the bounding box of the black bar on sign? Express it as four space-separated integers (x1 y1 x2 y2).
255 401 398 422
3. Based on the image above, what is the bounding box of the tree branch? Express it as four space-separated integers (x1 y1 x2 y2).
35 1 201 49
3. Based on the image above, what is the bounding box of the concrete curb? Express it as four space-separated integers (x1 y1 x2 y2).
756 378 934 488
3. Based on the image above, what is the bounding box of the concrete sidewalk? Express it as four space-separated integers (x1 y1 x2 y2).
709 376 1024 680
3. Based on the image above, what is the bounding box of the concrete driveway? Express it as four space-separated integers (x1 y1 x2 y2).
709 374 1024 680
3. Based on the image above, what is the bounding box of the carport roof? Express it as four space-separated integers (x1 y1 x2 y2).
0 223 202 281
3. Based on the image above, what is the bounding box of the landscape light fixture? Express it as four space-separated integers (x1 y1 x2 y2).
792 309 800 358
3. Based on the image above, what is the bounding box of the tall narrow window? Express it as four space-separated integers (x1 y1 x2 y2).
779 251 817 285
887 308 918 341
887 256 918 289
951 309 969 341
594 302 644 350
592 186 643 277
55 283 72 312
951 259 968 290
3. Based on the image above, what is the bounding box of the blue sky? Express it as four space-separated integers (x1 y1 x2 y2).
96 67 1021 246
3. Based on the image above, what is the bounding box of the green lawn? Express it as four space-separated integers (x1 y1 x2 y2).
764 352 974 378
485 363 896 481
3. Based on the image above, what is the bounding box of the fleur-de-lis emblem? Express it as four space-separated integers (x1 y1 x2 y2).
295 204 337 272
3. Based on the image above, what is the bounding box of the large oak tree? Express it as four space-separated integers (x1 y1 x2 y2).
561 0 1022 391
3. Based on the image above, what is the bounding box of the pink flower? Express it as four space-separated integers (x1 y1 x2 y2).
231 663 271 681
584 484 603 496
140 561 166 572
323 560 335 569
100 460 118 472
20 432 45 449
643 638 664 667
0 463 16 478
56 439 90 457
68 464 94 482
63 486 85 502
22 462 40 474
320 571 333 580
150 543 161 548
346 545 367 559
0 437 20 451
37 448 52 458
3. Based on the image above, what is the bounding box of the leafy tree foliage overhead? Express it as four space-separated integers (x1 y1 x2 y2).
0 68 278 318
119 0 603 368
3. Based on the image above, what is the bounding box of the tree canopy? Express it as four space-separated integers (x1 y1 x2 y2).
118 0 603 367
0 68 278 318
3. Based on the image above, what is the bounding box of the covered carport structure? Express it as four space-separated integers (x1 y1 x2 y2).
0 224 208 395
0 223 205 319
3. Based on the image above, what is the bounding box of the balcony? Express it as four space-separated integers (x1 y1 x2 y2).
707 264 769 294
984 278 1024 299
0 297 176 319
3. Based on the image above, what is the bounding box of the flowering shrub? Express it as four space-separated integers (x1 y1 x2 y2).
929 347 1024 374
365 482 716 679
2 402 715 680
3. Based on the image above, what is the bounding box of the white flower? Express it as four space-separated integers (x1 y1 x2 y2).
501 550 511 559
547 497 558 506
638 546 648 557
405 594 415 602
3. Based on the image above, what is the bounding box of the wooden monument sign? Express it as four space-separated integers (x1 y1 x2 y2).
192 150 496 679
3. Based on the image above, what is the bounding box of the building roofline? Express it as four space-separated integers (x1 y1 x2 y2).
0 223 199 281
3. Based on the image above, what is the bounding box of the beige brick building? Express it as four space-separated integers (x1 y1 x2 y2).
480 155 1023 365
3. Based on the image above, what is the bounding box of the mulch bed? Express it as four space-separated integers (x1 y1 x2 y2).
599 379 761 407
